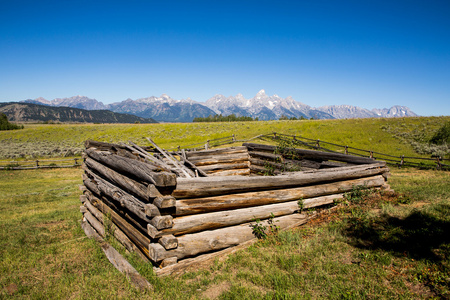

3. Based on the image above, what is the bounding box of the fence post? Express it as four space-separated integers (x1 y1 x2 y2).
273 132 277 139
232 134 236 142
436 156 442 170
36 160 39 167
370 151 373 159
205 140 210 150
345 146 348 155
177 146 181 151
316 139 320 148
74 158 78 165
400 155 404 167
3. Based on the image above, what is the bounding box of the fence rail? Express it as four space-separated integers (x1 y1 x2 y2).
0 158 81 170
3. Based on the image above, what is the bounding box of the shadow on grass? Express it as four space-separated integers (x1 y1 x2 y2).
343 203 450 261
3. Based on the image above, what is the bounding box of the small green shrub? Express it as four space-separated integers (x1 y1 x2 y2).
430 121 450 145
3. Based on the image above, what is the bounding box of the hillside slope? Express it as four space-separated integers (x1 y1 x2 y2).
0 102 157 124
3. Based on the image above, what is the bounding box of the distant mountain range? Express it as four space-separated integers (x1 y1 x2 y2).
0 102 157 124
20 90 418 122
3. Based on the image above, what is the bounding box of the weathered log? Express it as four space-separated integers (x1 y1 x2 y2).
148 214 308 262
85 157 149 201
153 196 176 209
85 148 176 187
160 257 178 268
147 224 162 239
207 169 251 177
175 175 385 216
79 195 87 203
158 235 178 250
244 143 378 164
145 204 160 217
186 153 249 166
85 192 152 253
85 140 126 151
185 146 248 159
80 206 87 213
80 220 153 291
249 164 283 175
248 150 284 161
173 163 388 199
158 194 341 236
197 162 250 172
150 216 174 230
84 211 105 237
79 185 87 192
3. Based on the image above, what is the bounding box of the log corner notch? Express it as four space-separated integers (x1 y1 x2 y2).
80 138 391 276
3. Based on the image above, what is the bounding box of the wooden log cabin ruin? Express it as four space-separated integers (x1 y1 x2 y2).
79 137 391 276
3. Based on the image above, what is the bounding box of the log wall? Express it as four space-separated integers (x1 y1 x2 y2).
79 139 390 275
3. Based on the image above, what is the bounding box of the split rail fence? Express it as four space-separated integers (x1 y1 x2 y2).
0 158 81 170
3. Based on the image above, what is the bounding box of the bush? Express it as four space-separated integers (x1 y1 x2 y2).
430 121 450 145
0 113 23 130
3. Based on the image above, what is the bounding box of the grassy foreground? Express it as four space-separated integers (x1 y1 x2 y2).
0 167 449 299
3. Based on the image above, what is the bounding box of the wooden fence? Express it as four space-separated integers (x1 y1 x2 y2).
0 158 81 170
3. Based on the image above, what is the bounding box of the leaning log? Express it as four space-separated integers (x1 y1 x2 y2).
173 163 388 199
175 175 385 216
148 214 308 262
81 220 153 291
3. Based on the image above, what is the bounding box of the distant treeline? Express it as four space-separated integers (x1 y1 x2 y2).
279 114 310 120
0 113 24 130
193 114 259 122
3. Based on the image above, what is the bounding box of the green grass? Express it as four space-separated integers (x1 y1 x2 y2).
1 116 449 159
1 167 449 299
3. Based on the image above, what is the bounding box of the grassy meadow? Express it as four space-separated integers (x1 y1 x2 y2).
1 116 449 299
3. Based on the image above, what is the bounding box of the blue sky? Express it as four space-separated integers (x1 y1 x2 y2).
1 0 449 116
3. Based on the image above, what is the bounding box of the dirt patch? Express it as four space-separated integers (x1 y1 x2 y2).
5 283 18 295
202 281 231 299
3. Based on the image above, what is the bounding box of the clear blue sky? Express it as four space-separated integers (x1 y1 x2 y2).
1 0 449 116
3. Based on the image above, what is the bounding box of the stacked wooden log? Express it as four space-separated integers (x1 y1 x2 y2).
185 146 250 176
80 139 391 275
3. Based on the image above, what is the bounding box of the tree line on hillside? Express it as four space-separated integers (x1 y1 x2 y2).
193 114 258 122
0 113 24 130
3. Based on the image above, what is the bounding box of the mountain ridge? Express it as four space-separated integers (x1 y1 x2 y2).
20 90 418 122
